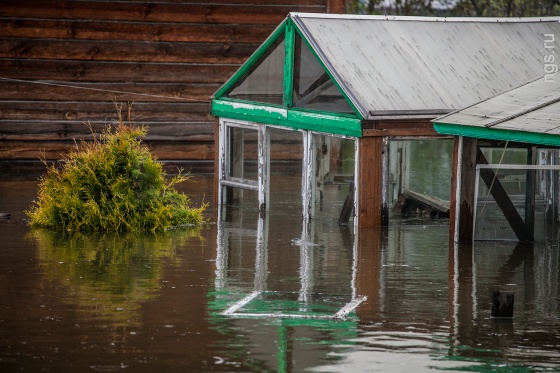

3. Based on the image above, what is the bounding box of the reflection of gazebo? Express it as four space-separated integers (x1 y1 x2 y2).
210 208 363 372
212 13 560 232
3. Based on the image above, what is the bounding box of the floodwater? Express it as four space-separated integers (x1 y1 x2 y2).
1 175 560 372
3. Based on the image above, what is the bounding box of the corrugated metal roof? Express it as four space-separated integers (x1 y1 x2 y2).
433 73 560 145
290 13 560 120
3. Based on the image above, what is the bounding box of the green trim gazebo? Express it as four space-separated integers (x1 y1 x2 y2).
212 13 560 229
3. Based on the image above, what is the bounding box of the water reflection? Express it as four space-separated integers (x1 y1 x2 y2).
210 203 363 371
211 200 560 371
30 228 203 327
1 179 560 371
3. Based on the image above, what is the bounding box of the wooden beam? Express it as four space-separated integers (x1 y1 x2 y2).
362 128 441 137
0 81 216 102
0 141 215 160
451 137 478 243
0 101 211 122
0 38 258 64
0 18 275 44
357 137 384 227
0 1 321 25
0 60 237 83
363 120 435 130
403 189 450 214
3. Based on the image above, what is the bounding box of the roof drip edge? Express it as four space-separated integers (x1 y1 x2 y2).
288 12 560 23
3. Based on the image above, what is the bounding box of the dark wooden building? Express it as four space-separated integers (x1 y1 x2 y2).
0 0 345 177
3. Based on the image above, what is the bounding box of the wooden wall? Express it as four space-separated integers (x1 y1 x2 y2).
0 0 345 176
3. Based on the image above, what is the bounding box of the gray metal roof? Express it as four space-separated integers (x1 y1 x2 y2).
434 73 560 137
291 13 560 120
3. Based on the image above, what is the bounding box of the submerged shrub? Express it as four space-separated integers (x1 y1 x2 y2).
27 110 207 233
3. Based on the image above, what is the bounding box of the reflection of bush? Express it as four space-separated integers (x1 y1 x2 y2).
31 228 203 327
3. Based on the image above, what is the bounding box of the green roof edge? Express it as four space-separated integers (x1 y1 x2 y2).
434 122 560 147
212 99 362 137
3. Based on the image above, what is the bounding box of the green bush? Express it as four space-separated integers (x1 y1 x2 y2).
27 114 207 233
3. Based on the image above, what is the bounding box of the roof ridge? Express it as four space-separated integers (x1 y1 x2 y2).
289 12 560 23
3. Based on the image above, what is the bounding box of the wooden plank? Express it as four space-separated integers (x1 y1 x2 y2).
145 142 215 160
363 119 435 130
0 38 258 64
362 128 441 137
0 81 217 102
477 149 534 242
403 189 450 214
357 136 383 227
0 1 320 25
0 141 216 160
0 101 212 122
108 0 325 4
0 18 276 44
0 159 215 179
339 181 354 223
0 121 214 141
0 59 237 83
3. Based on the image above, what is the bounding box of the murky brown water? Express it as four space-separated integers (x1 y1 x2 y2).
1 175 559 372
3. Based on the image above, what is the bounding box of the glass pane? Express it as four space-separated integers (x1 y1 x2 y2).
312 134 356 222
225 34 285 105
474 147 560 241
474 164 560 242
227 126 258 182
268 128 303 212
475 168 525 241
389 139 453 219
293 34 354 114
479 147 528 165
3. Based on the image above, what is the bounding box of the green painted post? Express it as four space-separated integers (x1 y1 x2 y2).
283 20 295 108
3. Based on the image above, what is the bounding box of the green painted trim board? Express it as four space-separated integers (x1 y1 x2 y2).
434 123 560 147
212 99 362 137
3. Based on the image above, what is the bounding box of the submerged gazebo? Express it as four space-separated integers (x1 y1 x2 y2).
434 73 560 243
211 13 560 231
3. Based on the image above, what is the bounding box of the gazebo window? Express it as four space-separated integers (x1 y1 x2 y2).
218 120 262 207
224 33 285 106
305 133 357 223
292 33 354 115
388 139 453 213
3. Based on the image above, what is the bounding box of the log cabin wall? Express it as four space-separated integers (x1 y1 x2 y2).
0 0 345 177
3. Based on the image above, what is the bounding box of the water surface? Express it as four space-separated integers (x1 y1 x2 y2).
1 176 559 372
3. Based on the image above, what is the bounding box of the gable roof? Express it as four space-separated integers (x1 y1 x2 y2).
293 13 560 119
433 73 560 146
213 13 560 137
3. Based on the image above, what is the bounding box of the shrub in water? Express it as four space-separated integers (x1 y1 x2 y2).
27 114 207 233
